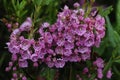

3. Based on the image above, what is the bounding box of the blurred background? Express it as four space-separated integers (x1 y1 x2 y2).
0 0 120 80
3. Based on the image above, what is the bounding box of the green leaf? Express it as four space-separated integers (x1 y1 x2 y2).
16 0 20 10
103 57 113 75
114 59 120 63
89 73 96 80
116 0 120 27
20 10 28 18
11 0 16 11
0 54 6 68
106 16 120 55
93 38 107 56
113 31 120 44
105 16 120 47
113 66 120 76
99 6 113 17
19 0 27 11
106 16 116 47
16 11 20 17
33 0 42 6
44 0 53 5
40 67 56 80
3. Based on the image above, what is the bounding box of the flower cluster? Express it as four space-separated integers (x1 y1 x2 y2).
76 58 112 80
7 4 105 70
93 58 104 79
38 5 105 68
93 58 112 79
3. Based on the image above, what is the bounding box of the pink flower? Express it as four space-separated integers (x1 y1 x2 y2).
49 25 57 32
84 37 94 47
78 46 89 54
18 59 28 68
12 54 18 61
74 2 80 8
75 24 87 36
69 55 81 62
12 67 17 71
9 61 13 67
81 52 90 61
7 23 12 28
83 67 89 74
106 69 112 79
7 43 20 54
19 17 32 31
31 54 38 62
79 9 85 16
42 22 50 28
64 42 74 50
55 60 65 68
5 67 11 72
19 36 32 51
12 29 21 35
64 49 72 56
44 32 53 44
93 58 104 68
33 62 38 67
20 50 31 60
22 76 27 80
97 68 103 79
13 73 17 78
55 47 64 55
57 38 65 46
47 61 54 68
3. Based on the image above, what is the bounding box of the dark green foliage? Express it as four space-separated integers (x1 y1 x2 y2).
99 6 113 17
0 0 120 80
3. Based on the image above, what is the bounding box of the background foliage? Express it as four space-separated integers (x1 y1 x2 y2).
0 0 120 80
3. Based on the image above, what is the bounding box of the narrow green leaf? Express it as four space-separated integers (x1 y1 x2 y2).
114 59 120 63
89 73 96 80
11 0 16 11
113 66 120 76
20 10 28 18
113 31 120 44
3 0 7 11
0 54 6 68
116 0 120 27
47 68 55 80
105 16 116 47
103 57 113 75
16 11 20 17
19 0 27 11
44 0 53 5
16 0 20 10
33 0 42 6
40 67 55 80
93 38 107 56
99 6 113 17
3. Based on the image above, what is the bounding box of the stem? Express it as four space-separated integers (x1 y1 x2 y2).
69 64 72 80
22 69 34 80
84 0 95 17
113 66 120 76
116 56 120 59
28 1 41 39
65 66 67 80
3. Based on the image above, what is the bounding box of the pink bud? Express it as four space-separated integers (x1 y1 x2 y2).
106 70 112 79
12 67 17 71
5 67 10 72
13 73 17 78
33 62 38 67
9 61 13 67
